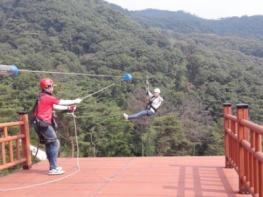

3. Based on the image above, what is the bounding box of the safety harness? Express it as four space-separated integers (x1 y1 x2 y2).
31 92 57 144
145 96 158 113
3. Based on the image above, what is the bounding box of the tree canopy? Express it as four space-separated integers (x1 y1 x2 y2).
1 0 263 157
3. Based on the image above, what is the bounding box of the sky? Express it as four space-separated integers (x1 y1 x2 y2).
105 0 263 19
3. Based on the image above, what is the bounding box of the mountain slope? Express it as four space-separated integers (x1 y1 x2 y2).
131 9 263 39
0 0 263 157
0 0 192 157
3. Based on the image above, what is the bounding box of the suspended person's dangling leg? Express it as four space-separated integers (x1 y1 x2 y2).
123 109 154 120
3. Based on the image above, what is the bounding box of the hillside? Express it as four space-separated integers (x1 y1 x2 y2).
0 0 263 157
131 9 263 39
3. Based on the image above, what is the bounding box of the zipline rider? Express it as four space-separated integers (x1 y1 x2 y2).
32 78 82 175
123 83 163 120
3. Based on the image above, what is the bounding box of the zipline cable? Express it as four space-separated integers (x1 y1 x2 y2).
0 64 134 81
19 69 122 78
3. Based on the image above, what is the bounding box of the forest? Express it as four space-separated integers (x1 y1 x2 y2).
0 0 263 157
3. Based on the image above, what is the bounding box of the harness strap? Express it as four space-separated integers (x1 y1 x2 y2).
33 92 55 123
146 96 158 112
32 92 56 144
32 93 42 119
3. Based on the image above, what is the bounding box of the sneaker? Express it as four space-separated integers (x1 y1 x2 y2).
49 166 62 171
48 167 64 175
123 113 128 120
56 166 63 171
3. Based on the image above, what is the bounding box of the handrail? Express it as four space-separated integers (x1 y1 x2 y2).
240 119 263 136
224 103 263 197
224 114 237 121
0 121 24 127
0 134 25 143
0 113 32 172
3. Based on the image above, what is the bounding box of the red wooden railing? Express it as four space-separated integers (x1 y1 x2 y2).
224 103 263 196
0 112 32 171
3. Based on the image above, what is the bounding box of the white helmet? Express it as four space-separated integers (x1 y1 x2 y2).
154 88 161 93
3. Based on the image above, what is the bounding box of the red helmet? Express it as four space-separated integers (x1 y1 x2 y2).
39 78 54 89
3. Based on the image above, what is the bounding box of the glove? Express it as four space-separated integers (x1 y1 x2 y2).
74 98 82 104
68 105 77 113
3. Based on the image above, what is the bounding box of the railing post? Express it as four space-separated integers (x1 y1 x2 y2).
255 127 262 195
236 104 250 194
19 112 32 169
224 103 232 168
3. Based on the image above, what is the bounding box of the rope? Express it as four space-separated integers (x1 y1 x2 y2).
81 83 115 100
0 79 115 191
0 114 80 192
19 69 122 78
32 141 40 161
73 114 80 169
93 158 135 196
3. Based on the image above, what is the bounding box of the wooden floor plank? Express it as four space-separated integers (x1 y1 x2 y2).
0 156 252 197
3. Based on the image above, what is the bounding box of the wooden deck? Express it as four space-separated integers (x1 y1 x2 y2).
0 156 252 197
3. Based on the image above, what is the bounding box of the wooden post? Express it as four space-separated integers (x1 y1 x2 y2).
236 104 250 194
1 127 8 164
255 131 262 195
259 162 263 197
19 112 32 169
224 103 232 168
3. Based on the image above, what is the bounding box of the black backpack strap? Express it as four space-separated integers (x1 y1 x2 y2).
31 93 50 144
30 93 41 124
32 98 39 118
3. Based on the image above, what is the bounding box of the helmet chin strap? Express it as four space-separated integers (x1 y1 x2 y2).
43 85 54 94
42 89 52 95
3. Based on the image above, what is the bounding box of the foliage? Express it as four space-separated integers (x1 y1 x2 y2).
131 9 263 39
0 0 263 157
